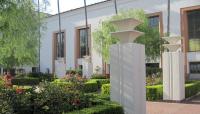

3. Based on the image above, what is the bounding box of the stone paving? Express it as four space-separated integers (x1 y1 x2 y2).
147 95 200 114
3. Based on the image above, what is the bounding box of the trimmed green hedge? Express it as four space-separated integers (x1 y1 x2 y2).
91 74 107 79
52 79 99 93
89 79 110 88
146 85 163 101
11 77 40 86
68 102 124 114
101 84 110 96
83 80 98 93
100 84 163 100
185 81 200 98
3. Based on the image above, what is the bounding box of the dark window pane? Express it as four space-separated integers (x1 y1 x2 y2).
190 62 200 74
79 28 88 58
148 16 159 29
187 10 200 52
56 32 64 58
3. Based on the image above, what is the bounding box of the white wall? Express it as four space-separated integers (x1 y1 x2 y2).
40 0 200 74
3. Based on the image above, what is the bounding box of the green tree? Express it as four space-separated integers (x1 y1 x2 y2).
0 0 46 70
93 9 162 63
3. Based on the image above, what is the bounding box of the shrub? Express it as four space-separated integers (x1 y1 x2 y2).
146 76 162 86
52 78 99 93
83 80 98 93
33 82 91 114
68 102 124 114
0 88 33 114
91 74 107 79
89 79 110 88
146 67 162 77
66 68 82 76
101 84 110 96
146 85 163 101
27 72 55 81
185 81 200 98
11 77 40 86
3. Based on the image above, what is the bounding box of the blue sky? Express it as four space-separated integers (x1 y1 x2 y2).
47 0 105 14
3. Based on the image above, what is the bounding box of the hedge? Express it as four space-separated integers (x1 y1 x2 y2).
68 102 124 114
101 84 110 96
146 85 163 101
11 77 40 86
100 84 163 101
83 80 98 93
185 81 200 98
101 84 163 101
91 74 107 79
89 79 110 88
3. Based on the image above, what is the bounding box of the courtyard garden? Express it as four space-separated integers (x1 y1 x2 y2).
0 71 123 114
1 67 200 114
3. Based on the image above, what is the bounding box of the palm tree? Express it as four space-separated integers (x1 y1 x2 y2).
114 0 118 15
84 0 89 55
57 0 62 40
167 0 170 36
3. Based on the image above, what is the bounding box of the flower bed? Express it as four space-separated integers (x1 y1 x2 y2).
0 81 123 114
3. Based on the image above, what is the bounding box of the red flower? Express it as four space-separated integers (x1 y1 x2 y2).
16 88 24 94
72 99 81 106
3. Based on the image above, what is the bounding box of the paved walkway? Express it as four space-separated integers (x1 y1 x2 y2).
147 95 200 114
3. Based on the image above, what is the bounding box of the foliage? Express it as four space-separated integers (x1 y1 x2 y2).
68 94 123 114
0 0 46 69
146 67 162 77
146 85 163 101
0 82 93 114
101 84 110 96
0 87 33 114
146 76 162 86
93 9 162 63
91 74 107 79
185 81 200 98
90 79 110 88
27 72 56 81
33 82 91 114
83 80 98 93
68 102 124 114
66 68 82 76
11 77 40 86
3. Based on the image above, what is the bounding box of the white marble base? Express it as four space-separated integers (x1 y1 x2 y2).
163 52 185 101
82 59 93 78
110 43 146 114
55 59 66 78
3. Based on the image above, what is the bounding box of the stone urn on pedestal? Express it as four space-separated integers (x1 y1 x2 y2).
162 36 185 101
110 18 146 114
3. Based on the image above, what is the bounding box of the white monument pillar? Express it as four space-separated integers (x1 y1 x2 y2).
78 56 93 78
162 37 185 101
82 56 93 78
110 18 146 114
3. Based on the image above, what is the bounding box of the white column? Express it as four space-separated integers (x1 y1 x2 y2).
110 43 146 114
110 18 146 114
163 52 185 101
